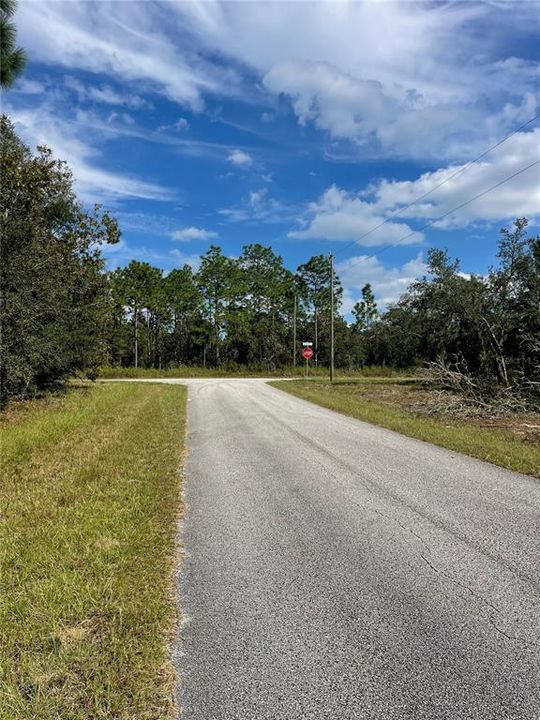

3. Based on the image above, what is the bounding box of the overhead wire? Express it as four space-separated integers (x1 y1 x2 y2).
334 158 540 277
332 112 540 260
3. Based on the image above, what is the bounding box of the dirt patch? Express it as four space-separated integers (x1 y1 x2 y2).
57 621 93 649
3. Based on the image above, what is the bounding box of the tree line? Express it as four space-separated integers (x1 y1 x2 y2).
1 116 539 407
108 247 345 370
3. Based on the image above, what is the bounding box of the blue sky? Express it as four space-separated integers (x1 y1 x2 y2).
5 0 540 312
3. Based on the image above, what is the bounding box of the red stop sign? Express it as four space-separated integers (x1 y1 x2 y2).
302 347 314 360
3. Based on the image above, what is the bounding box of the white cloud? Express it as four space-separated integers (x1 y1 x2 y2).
337 254 428 311
103 239 200 271
63 76 152 110
115 211 185 237
13 78 44 95
228 149 253 166
170 248 202 270
8 104 172 204
263 59 539 160
158 117 190 133
172 226 218 241
17 1 244 111
107 111 135 126
289 129 540 245
372 129 540 227
249 189 266 208
289 185 424 246
264 61 396 140
89 86 150 109
174 117 189 131
173 0 539 160
219 188 295 225
16 1 539 161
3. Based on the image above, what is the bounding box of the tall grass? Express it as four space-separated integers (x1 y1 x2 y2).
97 363 410 379
1 382 187 719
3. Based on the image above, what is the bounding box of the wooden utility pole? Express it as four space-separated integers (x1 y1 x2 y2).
329 254 335 383
293 294 297 367
134 306 139 369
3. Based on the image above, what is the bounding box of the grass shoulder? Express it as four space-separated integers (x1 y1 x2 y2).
270 379 540 478
1 382 187 719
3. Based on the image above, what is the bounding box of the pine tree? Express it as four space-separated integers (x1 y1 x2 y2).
0 0 26 89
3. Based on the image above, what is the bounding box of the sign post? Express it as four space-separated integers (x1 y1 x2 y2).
302 344 314 378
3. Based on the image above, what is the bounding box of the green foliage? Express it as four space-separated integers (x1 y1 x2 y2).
297 254 342 366
104 219 538 409
197 245 242 364
0 0 26 89
352 283 378 331
2 113 536 407
165 265 206 364
361 219 540 406
108 243 301 369
0 116 119 404
110 260 165 368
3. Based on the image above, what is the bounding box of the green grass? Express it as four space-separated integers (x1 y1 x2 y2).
98 364 409 379
1 382 187 719
271 380 540 478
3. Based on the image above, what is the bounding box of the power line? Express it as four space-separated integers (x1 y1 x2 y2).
336 158 539 279
334 112 540 259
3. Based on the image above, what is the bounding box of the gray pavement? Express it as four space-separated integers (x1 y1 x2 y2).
168 378 540 719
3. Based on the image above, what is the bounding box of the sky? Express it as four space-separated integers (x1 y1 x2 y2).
4 0 540 313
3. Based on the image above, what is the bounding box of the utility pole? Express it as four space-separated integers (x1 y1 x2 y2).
134 306 139 369
293 294 297 367
329 254 335 383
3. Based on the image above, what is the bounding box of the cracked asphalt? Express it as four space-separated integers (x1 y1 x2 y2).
171 378 540 719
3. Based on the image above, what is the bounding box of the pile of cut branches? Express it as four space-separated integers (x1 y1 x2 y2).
421 359 540 416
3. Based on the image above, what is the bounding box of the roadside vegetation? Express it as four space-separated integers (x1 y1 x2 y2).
2 104 538 417
272 378 540 478
1 382 187 719
98 364 407 379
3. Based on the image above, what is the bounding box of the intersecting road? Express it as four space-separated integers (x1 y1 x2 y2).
151 378 539 719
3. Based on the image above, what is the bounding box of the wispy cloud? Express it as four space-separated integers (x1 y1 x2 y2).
219 187 297 225
103 239 200 271
12 78 45 95
64 76 153 110
8 103 172 204
17 1 538 164
371 129 540 227
176 0 539 161
17 0 246 110
172 226 218 241
158 117 190 133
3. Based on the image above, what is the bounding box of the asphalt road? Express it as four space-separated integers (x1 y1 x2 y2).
169 378 540 719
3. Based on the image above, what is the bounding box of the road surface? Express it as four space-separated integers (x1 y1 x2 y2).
164 378 540 719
